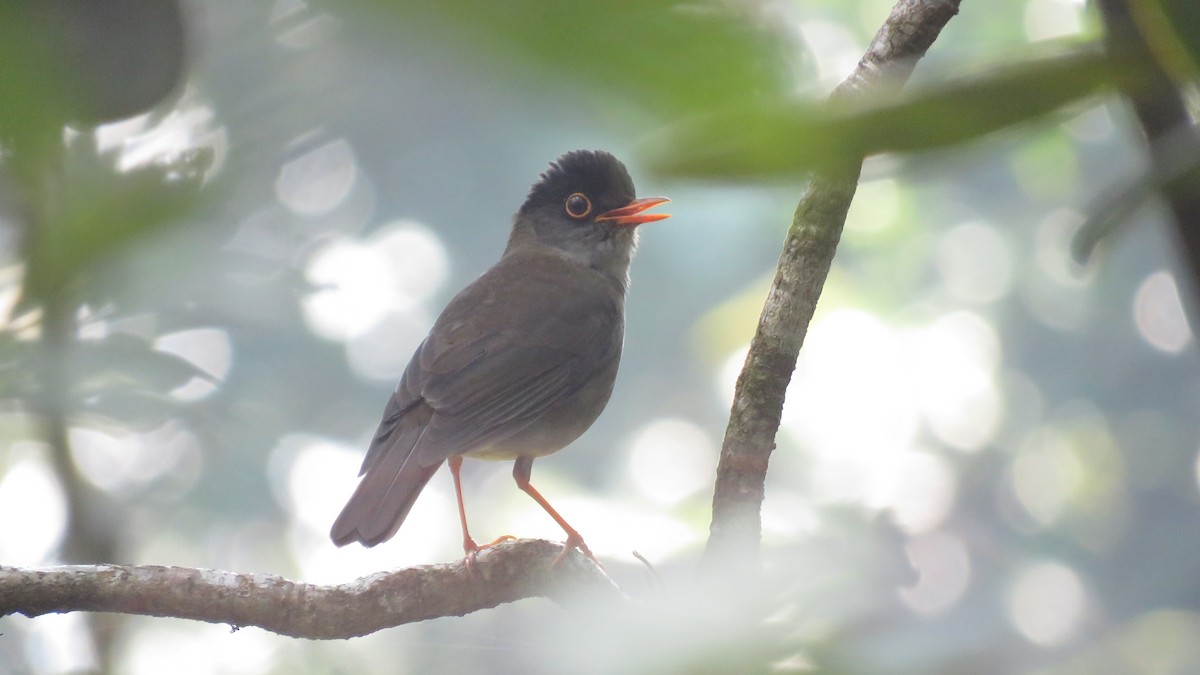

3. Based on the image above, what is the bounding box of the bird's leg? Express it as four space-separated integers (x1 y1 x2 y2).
449 455 481 562
449 456 512 572
512 456 600 566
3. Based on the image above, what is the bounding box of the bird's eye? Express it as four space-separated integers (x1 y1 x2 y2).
564 192 592 219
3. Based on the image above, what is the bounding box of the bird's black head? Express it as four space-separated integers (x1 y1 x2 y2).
520 150 635 220
508 150 669 286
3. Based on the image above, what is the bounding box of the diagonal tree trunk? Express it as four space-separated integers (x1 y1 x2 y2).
704 0 965 570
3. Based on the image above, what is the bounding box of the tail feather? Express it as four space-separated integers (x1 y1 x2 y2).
330 406 442 547
330 452 441 547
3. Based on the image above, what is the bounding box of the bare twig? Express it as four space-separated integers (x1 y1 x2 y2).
0 539 622 639
704 0 964 568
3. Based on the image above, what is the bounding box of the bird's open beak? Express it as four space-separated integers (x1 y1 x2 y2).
595 197 671 226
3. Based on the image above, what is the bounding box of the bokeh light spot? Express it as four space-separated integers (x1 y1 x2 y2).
796 20 864 86
908 312 1002 451
1008 560 1087 645
1133 270 1192 354
626 418 716 506
24 613 96 674
883 450 958 533
69 423 201 498
935 222 1013 303
899 531 971 616
1023 0 1085 41
277 437 363 533
153 327 233 400
275 138 358 216
781 309 998 517
267 434 453 581
784 310 917 504
1010 426 1081 526
512 492 699 561
845 179 901 237
302 221 449 345
369 219 451 309
302 238 393 340
717 346 749 411
341 221 449 379
345 307 433 382
121 622 279 675
0 451 67 565
786 310 915 451
761 489 821 540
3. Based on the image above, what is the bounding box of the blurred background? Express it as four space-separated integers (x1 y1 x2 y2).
3 0 1200 673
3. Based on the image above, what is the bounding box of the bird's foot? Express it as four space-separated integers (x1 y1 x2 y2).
462 535 517 575
552 532 603 569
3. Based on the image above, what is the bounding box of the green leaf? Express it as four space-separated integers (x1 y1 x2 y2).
75 387 186 430
0 2 185 130
338 0 791 117
19 145 212 311
1142 0 1200 79
69 332 220 395
645 46 1120 178
0 5 71 176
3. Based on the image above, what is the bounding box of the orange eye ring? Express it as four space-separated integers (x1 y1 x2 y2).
564 192 592 219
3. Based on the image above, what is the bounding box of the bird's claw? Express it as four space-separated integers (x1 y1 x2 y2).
552 532 603 569
462 535 518 575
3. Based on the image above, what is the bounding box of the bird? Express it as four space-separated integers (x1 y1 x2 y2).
330 150 669 564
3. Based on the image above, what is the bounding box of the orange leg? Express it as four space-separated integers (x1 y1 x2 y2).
449 456 512 569
448 455 478 556
513 456 599 566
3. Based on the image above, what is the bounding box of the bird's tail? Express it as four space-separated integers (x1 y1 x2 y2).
330 422 442 548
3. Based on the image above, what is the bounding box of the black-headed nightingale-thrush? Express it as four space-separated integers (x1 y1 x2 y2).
330 150 669 563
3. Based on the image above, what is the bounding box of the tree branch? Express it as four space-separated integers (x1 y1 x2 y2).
704 0 963 568
0 539 622 639
1093 0 1200 330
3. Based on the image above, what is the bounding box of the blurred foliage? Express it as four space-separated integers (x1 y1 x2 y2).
647 45 1118 177
1140 0 1200 78
0 1 185 129
644 3 1197 180
0 2 196 312
342 0 795 118
1073 138 1200 263
17 140 212 314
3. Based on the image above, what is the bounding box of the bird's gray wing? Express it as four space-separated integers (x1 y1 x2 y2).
411 257 622 464
354 355 430 478
416 341 585 462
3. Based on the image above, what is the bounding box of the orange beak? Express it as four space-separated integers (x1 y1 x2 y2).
595 197 671 226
